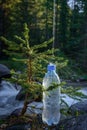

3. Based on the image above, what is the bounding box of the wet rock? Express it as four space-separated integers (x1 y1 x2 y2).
11 102 43 116
11 108 22 116
16 88 26 101
26 102 43 115
66 81 87 88
55 100 87 130
69 100 87 115
16 87 41 101
5 123 31 130
76 77 87 82
57 114 87 130
0 64 11 79
4 114 87 130
38 114 87 130
4 107 87 130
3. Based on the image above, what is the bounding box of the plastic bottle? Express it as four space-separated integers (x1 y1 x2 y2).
42 63 60 126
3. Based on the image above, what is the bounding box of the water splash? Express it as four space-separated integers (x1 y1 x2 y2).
0 81 19 96
0 81 23 116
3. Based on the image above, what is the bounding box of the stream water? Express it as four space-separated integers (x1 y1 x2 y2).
0 81 24 117
0 80 87 118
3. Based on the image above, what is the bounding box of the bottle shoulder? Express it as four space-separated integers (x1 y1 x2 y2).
44 71 58 77
43 71 60 83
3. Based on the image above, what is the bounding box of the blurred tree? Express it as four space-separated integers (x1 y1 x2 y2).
76 0 87 70
67 4 82 56
58 0 70 50
0 0 87 71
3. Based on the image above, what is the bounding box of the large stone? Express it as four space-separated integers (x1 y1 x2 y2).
2 100 87 130
69 100 87 115
11 108 22 116
35 114 87 130
16 88 41 101
57 114 87 130
5 114 87 130
55 100 87 130
16 88 26 101
11 102 43 116
6 123 31 130
0 64 11 79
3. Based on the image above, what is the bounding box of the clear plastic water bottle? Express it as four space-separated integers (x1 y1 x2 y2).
42 63 60 126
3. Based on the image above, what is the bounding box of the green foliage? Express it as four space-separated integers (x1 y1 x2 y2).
58 0 70 49
62 86 87 100
0 23 68 115
0 59 24 71
43 82 66 92
1 23 86 117
0 0 87 72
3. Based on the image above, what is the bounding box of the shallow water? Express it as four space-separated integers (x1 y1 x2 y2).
0 81 23 117
0 80 87 118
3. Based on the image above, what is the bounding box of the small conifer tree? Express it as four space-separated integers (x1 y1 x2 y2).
1 23 86 117
0 23 67 115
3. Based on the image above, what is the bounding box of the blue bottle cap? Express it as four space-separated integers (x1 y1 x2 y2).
47 63 56 71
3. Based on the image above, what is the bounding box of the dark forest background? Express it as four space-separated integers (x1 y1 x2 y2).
0 0 87 73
